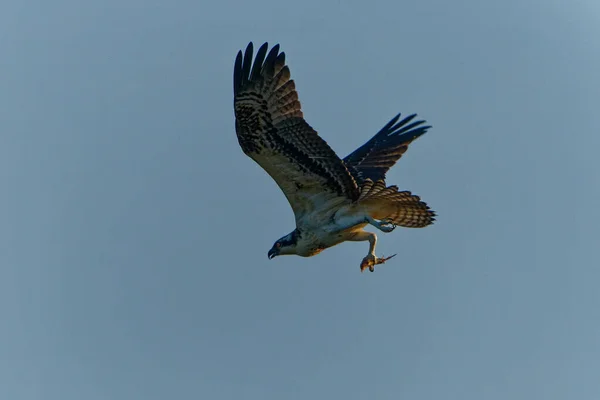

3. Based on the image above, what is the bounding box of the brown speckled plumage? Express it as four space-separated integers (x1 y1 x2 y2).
233 42 436 269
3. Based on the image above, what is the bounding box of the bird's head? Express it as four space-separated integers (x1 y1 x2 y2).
268 229 300 259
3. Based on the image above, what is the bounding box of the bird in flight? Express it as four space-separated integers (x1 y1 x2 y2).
233 42 435 273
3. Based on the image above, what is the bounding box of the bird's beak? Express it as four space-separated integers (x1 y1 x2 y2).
268 248 278 260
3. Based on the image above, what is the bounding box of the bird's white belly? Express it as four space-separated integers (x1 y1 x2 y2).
295 204 369 257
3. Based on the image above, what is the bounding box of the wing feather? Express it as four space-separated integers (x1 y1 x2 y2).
344 113 431 183
233 42 359 224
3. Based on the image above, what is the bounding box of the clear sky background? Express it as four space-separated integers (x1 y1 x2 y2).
2 0 599 399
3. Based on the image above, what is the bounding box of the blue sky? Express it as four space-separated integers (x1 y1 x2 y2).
2 0 599 399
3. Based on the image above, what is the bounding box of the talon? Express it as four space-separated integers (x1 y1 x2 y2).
378 218 396 232
360 254 376 273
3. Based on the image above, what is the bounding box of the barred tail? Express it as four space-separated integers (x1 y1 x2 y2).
358 179 436 228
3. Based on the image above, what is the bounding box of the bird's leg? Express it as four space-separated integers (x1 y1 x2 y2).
347 231 398 273
365 215 396 233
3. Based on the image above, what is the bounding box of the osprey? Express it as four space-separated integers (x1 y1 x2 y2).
233 42 435 272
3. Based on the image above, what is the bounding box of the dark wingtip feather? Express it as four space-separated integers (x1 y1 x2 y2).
240 42 254 88
265 44 280 63
262 44 281 77
375 113 402 137
375 113 430 140
396 127 428 143
276 52 286 68
385 116 432 143
233 50 243 95
249 42 269 81
390 114 417 133
235 42 286 96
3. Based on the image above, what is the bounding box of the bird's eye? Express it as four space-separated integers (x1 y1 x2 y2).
276 242 281 248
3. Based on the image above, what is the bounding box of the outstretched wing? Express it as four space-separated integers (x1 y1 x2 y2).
344 113 431 183
234 42 359 223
